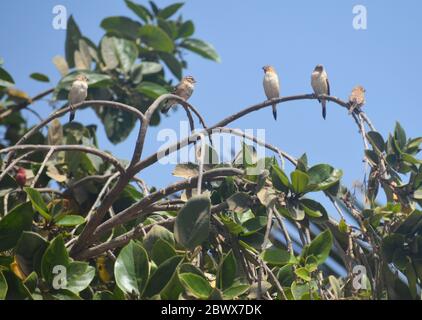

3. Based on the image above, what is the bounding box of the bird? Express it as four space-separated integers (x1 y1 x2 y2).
161 76 196 114
311 64 330 119
348 85 366 114
262 65 280 120
68 74 88 122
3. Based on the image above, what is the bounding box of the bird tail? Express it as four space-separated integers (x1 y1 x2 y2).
272 104 277 120
69 108 75 122
161 100 175 114
321 100 327 120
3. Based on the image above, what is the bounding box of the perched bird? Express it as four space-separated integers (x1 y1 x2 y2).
15 167 26 189
161 76 196 114
262 65 280 120
311 64 330 119
348 85 366 114
68 74 88 122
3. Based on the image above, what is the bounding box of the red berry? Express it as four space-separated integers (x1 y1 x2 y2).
16 168 26 188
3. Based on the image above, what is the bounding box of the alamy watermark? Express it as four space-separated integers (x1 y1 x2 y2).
52 5 67 30
353 5 367 30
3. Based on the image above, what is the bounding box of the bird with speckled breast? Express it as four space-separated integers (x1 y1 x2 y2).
161 76 196 114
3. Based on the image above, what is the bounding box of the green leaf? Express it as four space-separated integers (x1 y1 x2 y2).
65 15 82 68
30 72 50 82
179 273 213 299
0 67 14 88
66 261 95 294
260 246 293 265
394 122 406 150
0 202 34 251
304 229 333 265
306 164 343 191
174 195 211 250
157 3 184 19
365 149 380 166
55 215 85 227
290 170 309 194
100 36 139 72
178 20 195 38
100 16 142 40
277 264 295 287
144 255 183 297
181 38 221 62
300 199 327 220
41 235 69 287
271 165 290 193
114 240 149 297
159 52 182 79
140 61 163 75
217 250 237 290
24 187 51 221
124 0 152 23
223 283 250 299
241 216 267 235
367 131 385 153
15 231 48 276
95 106 136 144
139 25 174 52
226 192 251 213
151 239 176 266
0 271 7 300
295 267 311 282
137 81 168 99
143 224 175 253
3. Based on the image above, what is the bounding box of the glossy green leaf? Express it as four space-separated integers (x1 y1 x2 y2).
100 16 142 40
178 20 195 38
181 38 220 62
114 240 149 297
124 0 152 23
367 131 385 153
55 215 85 227
159 52 182 79
157 3 184 19
100 36 138 72
290 170 309 194
65 15 82 68
271 165 290 192
144 255 183 297
174 195 211 250
217 250 237 290
0 202 34 251
179 273 212 299
260 246 293 265
306 164 343 191
137 81 168 99
295 267 311 281
304 229 333 265
41 235 69 287
30 72 50 82
223 283 250 299
24 187 51 220
0 67 14 87
151 239 176 266
139 25 174 52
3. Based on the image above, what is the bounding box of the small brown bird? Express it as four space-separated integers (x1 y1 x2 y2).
262 65 280 120
348 85 366 114
161 76 196 114
311 64 330 119
68 74 88 122
15 167 26 188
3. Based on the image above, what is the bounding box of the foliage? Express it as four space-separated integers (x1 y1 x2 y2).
0 1 422 301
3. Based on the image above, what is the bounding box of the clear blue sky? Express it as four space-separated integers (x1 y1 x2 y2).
1 0 422 197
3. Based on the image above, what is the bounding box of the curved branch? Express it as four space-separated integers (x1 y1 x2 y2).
0 88 55 121
90 167 244 240
0 145 125 175
5 100 145 166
